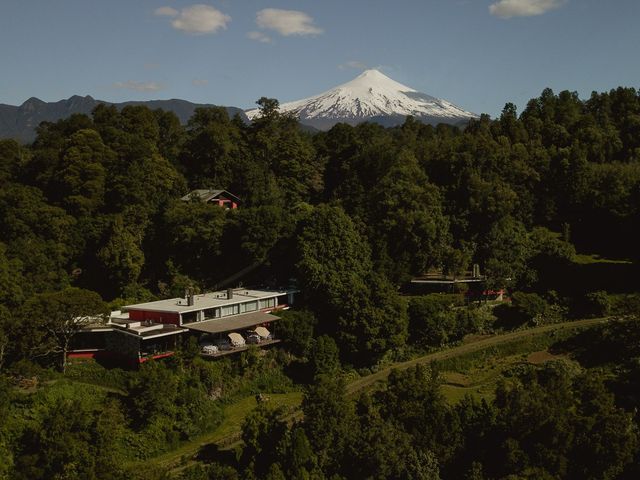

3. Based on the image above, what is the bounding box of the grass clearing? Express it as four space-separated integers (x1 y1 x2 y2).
215 392 303 448
347 317 616 401
433 332 565 373
441 384 495 404
434 331 577 404
438 349 569 405
573 253 632 265
527 350 564 364
134 391 303 472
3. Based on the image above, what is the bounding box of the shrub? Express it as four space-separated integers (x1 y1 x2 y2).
408 295 457 347
584 291 612 317
495 292 561 329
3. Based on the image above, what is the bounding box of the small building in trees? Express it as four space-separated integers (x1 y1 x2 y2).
408 265 505 301
180 189 240 209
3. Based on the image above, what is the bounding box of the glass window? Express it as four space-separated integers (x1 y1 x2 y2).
221 304 240 317
259 298 275 309
245 301 258 312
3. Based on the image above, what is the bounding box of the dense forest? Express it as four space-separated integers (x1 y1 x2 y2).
0 87 639 479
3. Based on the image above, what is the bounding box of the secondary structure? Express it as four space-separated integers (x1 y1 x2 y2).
408 264 505 301
180 189 240 209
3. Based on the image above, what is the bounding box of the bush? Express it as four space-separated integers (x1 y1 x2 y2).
454 307 495 336
276 309 317 357
64 360 132 391
309 335 341 378
7 358 50 381
610 293 640 315
584 291 612 317
408 295 458 347
495 292 561 329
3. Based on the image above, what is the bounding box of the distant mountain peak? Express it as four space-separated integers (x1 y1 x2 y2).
353 68 396 81
343 68 412 89
246 69 477 130
68 94 95 101
22 97 45 106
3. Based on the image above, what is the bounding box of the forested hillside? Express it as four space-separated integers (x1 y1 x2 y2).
1 88 640 479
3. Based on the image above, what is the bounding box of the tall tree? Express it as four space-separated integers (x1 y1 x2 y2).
97 215 145 295
19 287 108 372
301 374 356 475
249 98 323 204
162 200 227 281
55 129 110 217
180 107 243 188
369 149 450 281
296 204 408 363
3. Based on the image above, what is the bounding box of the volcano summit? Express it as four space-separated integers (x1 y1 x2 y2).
245 69 477 130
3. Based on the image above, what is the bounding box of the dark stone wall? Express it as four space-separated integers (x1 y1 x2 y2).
105 331 140 361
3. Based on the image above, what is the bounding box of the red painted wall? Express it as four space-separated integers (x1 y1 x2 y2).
128 310 180 325
139 352 175 364
68 351 100 359
67 350 115 360
213 197 238 209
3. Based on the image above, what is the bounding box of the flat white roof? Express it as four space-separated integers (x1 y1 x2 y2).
124 288 286 314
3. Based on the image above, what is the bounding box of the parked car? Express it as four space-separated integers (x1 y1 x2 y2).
201 343 218 355
245 332 261 344
214 338 232 350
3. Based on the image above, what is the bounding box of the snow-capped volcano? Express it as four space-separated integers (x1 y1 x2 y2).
245 69 477 130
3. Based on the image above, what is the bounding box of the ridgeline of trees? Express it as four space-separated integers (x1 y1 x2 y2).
0 87 640 479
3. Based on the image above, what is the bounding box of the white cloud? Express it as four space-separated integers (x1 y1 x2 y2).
339 60 368 70
154 6 178 17
192 79 208 86
489 0 567 18
247 31 272 43
113 80 164 92
156 4 231 34
256 8 323 36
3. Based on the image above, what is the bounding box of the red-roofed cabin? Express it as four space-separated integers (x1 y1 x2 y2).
180 189 240 209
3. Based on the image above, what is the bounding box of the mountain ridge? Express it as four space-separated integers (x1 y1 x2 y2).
0 96 248 143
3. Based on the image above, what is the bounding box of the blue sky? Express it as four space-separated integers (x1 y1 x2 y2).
1 0 639 117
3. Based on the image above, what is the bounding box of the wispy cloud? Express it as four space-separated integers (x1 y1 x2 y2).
154 6 178 17
113 80 164 92
192 79 208 86
155 4 231 34
489 0 567 19
255 8 323 36
247 31 272 43
339 60 368 70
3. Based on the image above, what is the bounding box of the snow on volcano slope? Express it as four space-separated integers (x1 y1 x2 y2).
245 69 477 130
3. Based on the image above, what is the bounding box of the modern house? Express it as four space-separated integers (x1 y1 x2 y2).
180 189 240 209
69 288 294 365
